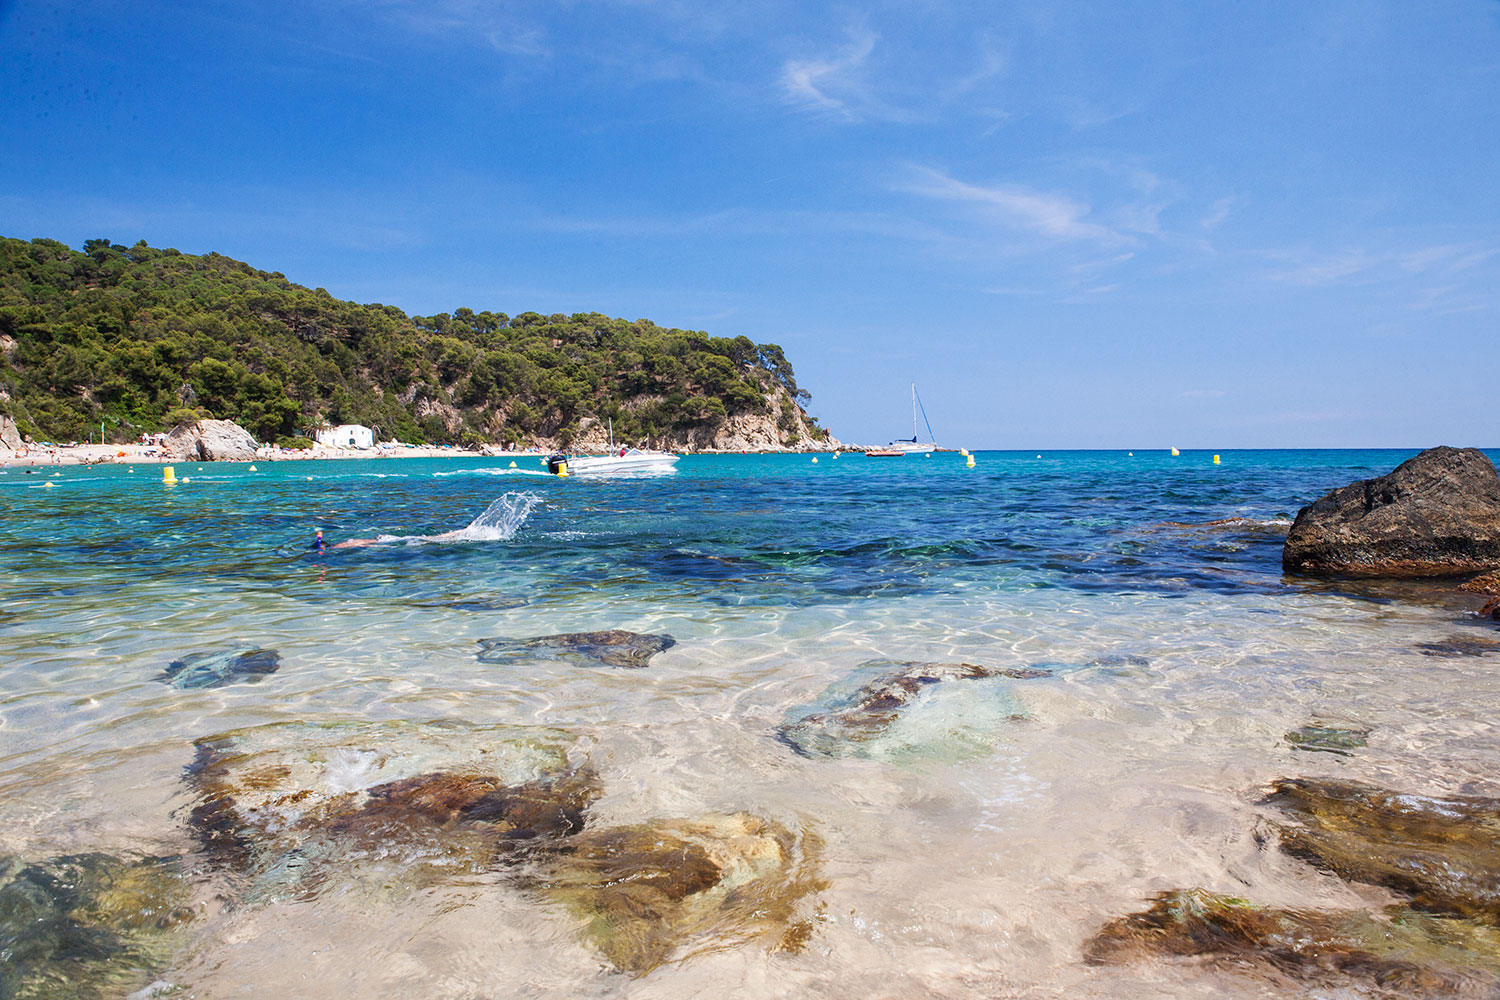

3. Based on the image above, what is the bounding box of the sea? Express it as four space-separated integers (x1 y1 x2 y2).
1 448 1497 998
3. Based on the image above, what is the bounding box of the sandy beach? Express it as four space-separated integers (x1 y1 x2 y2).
0 441 548 468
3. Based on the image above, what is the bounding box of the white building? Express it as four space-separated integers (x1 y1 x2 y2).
316 424 375 449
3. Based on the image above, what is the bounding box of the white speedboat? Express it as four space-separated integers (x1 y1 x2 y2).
548 447 679 476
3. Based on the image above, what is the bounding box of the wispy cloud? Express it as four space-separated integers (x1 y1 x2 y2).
779 28 889 121
898 166 1121 244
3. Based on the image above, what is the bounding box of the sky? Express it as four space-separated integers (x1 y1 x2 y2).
2 0 1497 449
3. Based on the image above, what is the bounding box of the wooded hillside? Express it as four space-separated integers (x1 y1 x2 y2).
0 237 828 448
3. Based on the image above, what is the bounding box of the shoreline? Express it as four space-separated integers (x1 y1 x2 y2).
0 441 855 469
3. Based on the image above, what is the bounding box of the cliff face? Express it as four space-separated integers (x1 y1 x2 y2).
510 384 838 454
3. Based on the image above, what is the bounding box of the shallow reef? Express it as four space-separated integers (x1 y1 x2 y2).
0 852 196 1000
181 720 824 973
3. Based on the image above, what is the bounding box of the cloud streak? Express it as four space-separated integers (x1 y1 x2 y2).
898 167 1121 244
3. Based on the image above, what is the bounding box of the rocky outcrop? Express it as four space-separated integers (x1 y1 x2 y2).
0 413 20 450
1283 447 1500 577
522 385 839 454
163 418 258 461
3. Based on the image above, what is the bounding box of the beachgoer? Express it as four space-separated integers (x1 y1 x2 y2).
313 529 326 555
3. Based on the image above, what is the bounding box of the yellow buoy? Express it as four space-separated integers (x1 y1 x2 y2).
1170 447 1180 456
1213 454 1221 465
43 481 55 488
1036 454 1042 459
960 448 969 456
52 471 61 477
925 452 931 458
966 455 976 468
811 457 818 463
508 460 517 468
248 464 258 471
163 466 177 484
1128 452 1134 457
832 452 838 459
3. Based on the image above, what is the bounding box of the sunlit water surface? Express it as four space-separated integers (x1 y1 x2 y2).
2 449 1498 998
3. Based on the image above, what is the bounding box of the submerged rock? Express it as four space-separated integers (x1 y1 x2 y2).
0 853 195 1000
1265 777 1500 921
476 630 676 669
776 660 1048 758
1085 888 1500 996
1415 636 1500 658
157 647 280 689
185 720 593 890
421 596 528 611
1285 723 1370 756
526 812 825 975
1283 446 1500 577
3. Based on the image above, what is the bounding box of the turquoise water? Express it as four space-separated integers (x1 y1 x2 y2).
1 449 1498 997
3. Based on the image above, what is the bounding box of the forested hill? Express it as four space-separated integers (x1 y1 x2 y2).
0 237 830 449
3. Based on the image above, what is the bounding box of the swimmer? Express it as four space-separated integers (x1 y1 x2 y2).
312 529 326 555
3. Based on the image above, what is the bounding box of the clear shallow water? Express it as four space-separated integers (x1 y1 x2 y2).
2 449 1499 997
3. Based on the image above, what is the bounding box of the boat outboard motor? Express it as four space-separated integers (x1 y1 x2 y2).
546 453 569 476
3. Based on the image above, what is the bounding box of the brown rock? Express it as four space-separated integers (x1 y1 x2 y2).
526 813 825 975
1283 447 1500 577
1085 888 1500 996
1264 777 1500 921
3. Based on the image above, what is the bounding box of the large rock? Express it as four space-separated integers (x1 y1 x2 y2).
163 419 258 461
1283 447 1500 577
0 414 21 450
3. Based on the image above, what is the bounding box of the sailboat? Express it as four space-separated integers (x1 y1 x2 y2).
886 383 939 453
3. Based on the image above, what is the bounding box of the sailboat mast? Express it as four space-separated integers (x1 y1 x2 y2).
911 383 918 441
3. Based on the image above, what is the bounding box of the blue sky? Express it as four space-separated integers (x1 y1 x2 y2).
3 0 1497 448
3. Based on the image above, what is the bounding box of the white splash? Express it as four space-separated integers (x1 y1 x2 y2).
362 491 544 546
